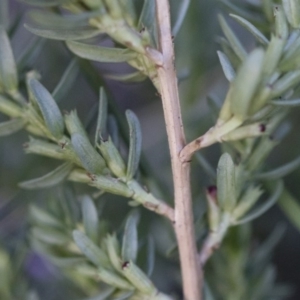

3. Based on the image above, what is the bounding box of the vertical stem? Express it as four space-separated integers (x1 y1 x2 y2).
155 1 202 299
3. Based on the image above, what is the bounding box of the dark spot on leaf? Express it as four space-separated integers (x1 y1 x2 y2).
122 261 129 269
259 124 266 132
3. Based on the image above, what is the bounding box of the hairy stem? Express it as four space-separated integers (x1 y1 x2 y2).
154 1 202 299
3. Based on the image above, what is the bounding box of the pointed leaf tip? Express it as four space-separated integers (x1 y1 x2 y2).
28 78 64 138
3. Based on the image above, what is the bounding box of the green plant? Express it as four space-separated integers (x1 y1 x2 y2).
2 0 300 299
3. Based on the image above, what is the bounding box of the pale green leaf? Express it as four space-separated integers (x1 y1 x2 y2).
282 0 300 28
72 230 110 268
271 70 300 98
0 0 9 30
0 26 18 92
234 181 283 225
52 59 79 102
229 48 265 119
122 210 140 263
172 0 190 36
32 227 70 245
95 87 107 145
67 41 137 63
126 110 142 180
274 5 289 39
272 98 300 106
218 14 247 61
97 267 133 290
29 205 63 228
0 118 26 137
146 236 155 277
217 51 235 82
82 196 99 244
122 261 156 294
19 162 73 190
90 175 133 197
71 133 106 174
20 0 72 6
25 11 102 40
105 71 147 83
28 78 65 138
138 0 157 45
278 187 300 231
230 14 269 45
256 155 300 180
217 153 236 211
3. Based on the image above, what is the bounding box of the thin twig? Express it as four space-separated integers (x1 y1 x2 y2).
153 1 203 299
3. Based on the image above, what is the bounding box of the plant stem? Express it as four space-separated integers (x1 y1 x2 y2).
154 1 202 299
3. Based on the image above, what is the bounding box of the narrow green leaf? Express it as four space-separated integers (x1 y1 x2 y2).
229 48 265 119
256 155 300 180
29 205 63 228
19 162 73 190
120 0 137 26
90 175 133 197
83 287 115 300
126 110 142 180
97 267 133 290
232 185 263 220
122 210 140 263
97 137 126 178
271 70 300 98
272 98 300 106
220 0 261 23
72 230 110 268
107 115 119 147
274 5 289 39
67 41 137 63
146 236 155 277
122 261 156 294
138 0 157 45
20 0 72 6
246 137 278 172
24 136 65 160
172 0 190 36
262 0 275 21
282 0 300 28
65 110 87 137
218 14 247 61
278 187 300 230
105 71 147 83
217 153 236 211
105 234 121 271
0 0 9 30
28 78 65 138
32 227 69 245
230 14 269 45
234 181 283 225
82 196 99 244
0 26 18 92
17 37 45 72
25 11 101 40
71 133 107 174
95 87 107 145
261 35 285 79
0 118 26 137
217 51 235 82
111 291 134 300
52 59 79 102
